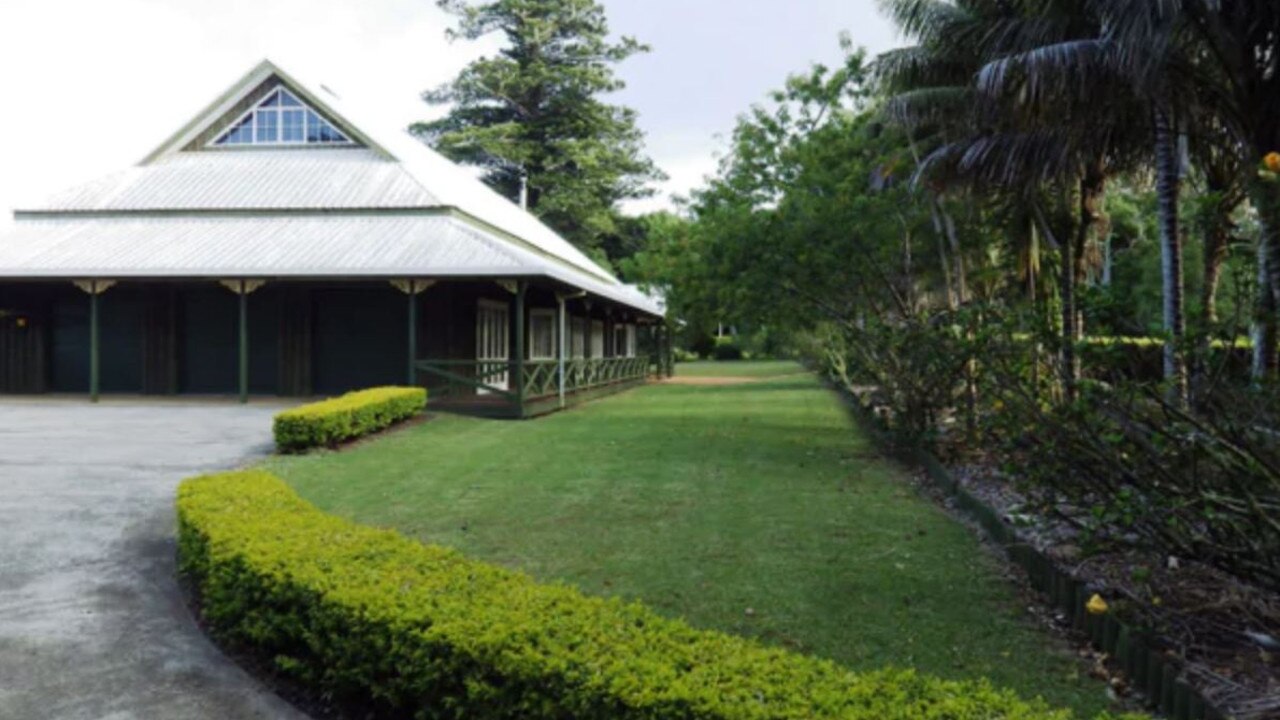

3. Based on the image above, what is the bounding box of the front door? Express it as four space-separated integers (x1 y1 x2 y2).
476 299 509 392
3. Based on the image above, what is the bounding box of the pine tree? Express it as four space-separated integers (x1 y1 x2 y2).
415 0 663 256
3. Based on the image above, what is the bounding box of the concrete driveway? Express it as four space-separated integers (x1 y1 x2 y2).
0 399 309 720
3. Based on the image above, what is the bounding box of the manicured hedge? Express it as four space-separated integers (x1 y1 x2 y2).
178 471 1134 720
272 386 426 452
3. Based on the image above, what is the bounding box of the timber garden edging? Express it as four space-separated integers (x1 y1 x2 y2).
830 381 1232 720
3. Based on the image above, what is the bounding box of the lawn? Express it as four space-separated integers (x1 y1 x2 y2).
265 361 1111 716
676 358 806 377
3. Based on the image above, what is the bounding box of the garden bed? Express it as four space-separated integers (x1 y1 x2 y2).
849 388 1280 720
945 460 1280 720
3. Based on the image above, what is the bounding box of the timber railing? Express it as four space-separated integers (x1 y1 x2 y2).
416 357 649 404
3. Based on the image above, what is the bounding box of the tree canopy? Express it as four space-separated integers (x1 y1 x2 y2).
415 0 663 259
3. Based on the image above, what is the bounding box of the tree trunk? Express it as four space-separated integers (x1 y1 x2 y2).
898 213 915 313
935 198 967 304
1075 166 1104 343
1202 221 1229 326
1102 233 1113 287
1059 193 1080 398
1155 110 1188 404
933 202 956 310
1060 237 1079 398
1252 249 1277 379
1033 195 1079 399
1249 178 1280 380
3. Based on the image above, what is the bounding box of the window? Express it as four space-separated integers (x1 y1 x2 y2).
213 87 352 147
529 309 556 360
612 324 635 358
624 324 636 357
570 317 586 359
591 321 605 358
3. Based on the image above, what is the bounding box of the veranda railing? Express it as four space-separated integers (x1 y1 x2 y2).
415 356 650 403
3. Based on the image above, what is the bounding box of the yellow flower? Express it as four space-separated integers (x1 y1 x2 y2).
1085 591 1105 614
1086 594 1109 615
1265 152 1280 173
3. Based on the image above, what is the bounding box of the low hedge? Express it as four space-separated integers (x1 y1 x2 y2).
178 471 1134 720
273 386 426 452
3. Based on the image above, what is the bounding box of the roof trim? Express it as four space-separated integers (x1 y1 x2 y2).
13 205 610 285
0 269 663 318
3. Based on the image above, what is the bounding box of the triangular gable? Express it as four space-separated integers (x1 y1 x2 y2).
142 60 384 164
209 86 351 147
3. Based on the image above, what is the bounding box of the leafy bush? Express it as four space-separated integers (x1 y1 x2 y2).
814 313 978 447
673 347 701 362
712 339 744 360
983 367 1280 592
272 386 426 452
686 332 717 358
178 471 1127 720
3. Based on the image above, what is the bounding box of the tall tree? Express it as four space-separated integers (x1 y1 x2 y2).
1100 1 1280 378
415 0 663 256
877 0 1143 396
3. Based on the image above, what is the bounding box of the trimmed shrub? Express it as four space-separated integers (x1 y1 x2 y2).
178 471 1131 720
272 386 426 452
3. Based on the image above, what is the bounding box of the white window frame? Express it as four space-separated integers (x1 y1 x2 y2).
476 298 510 392
623 324 636 358
208 87 355 148
528 309 557 360
613 322 627 357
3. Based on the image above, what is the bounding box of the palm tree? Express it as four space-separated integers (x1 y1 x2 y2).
878 0 1147 397
1193 125 1247 327
1098 1 1280 378
971 1 1218 404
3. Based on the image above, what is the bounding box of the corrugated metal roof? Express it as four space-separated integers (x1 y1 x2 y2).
0 214 665 314
4 59 663 316
0 215 522 276
34 149 439 211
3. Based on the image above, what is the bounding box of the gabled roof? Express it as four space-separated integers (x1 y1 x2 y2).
7 59 662 316
33 149 440 211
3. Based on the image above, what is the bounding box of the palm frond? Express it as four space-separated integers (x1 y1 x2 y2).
881 86 975 129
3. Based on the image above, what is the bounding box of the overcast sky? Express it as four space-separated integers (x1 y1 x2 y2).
0 0 901 225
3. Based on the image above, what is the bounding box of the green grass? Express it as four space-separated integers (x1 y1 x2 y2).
265 367 1113 717
676 359 807 377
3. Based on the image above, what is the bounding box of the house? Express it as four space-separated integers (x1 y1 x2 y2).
0 60 671 417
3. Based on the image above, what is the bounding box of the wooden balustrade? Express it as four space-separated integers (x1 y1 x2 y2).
416 356 649 406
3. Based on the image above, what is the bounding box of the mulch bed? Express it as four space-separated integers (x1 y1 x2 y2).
930 445 1280 719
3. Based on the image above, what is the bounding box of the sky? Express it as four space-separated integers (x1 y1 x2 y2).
0 0 901 226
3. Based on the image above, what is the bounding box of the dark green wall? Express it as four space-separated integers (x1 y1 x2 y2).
50 289 89 393
180 285 236 393
312 285 408 395
0 279 652 398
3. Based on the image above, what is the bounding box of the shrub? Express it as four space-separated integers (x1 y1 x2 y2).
712 338 744 361
983 370 1280 593
272 386 426 452
178 471 1131 720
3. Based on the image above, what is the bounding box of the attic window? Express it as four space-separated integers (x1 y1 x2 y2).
213 88 351 147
